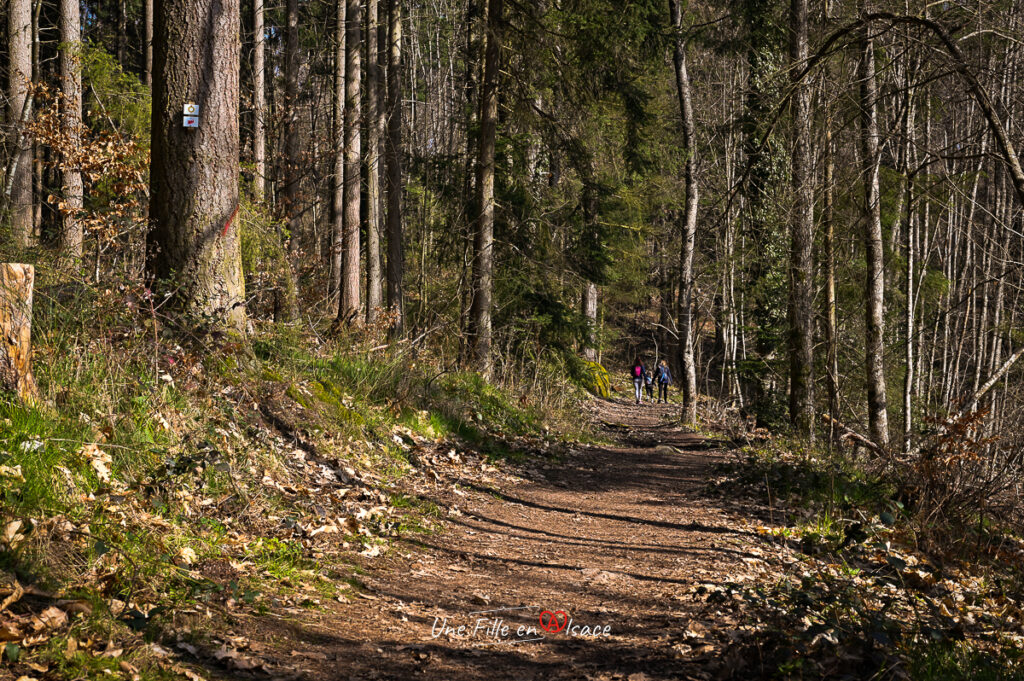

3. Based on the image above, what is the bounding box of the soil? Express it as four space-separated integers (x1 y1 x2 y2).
213 398 778 681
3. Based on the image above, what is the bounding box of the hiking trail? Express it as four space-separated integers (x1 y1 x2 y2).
232 398 777 681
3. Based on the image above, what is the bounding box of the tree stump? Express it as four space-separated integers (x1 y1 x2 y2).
0 264 39 403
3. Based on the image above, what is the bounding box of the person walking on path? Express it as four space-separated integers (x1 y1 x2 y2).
630 358 646 404
644 368 655 400
655 359 672 403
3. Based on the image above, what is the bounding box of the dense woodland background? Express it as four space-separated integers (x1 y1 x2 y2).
1 0 1024 678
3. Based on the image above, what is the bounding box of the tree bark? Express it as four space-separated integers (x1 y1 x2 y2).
148 0 246 331
365 0 384 322
252 0 266 202
788 0 814 439
0 264 38 404
329 0 346 314
7 0 33 249
467 0 503 375
858 6 890 449
385 0 404 334
338 0 363 324
669 0 698 425
59 0 84 262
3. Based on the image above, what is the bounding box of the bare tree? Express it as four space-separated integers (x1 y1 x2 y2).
669 0 698 425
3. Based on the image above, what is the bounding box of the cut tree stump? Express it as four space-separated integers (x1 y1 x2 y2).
0 264 39 403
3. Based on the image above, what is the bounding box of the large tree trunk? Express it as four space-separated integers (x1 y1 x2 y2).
467 0 503 376
338 0 363 324
0 264 38 404
384 0 404 334
787 0 814 439
329 0 346 314
669 0 698 425
252 0 266 202
365 0 384 322
59 0 84 262
283 0 302 254
145 0 154 86
7 0 33 249
859 7 890 448
148 0 246 331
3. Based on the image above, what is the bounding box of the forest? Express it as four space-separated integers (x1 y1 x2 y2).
0 0 1023 679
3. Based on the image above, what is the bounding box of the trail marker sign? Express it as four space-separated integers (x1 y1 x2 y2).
183 102 200 128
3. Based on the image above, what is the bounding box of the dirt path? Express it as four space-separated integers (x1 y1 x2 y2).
243 398 772 681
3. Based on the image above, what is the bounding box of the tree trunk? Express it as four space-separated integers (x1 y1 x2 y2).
787 0 814 439
0 264 38 403
385 0 404 334
252 0 265 201
145 0 154 86
859 6 890 449
59 0 84 262
468 0 503 376
283 0 302 254
365 0 383 322
669 0 698 425
338 0 363 324
7 0 33 249
329 0 346 314
148 0 246 331
117 0 127 68
582 281 598 362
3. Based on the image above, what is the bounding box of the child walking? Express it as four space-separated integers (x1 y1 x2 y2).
644 369 654 400
654 359 672 403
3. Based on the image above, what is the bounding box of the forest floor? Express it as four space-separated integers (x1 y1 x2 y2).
218 397 783 681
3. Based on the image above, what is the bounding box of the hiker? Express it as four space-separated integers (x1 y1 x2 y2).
630 358 645 404
654 359 672 403
644 368 655 400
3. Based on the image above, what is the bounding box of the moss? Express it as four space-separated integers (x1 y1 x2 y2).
581 361 611 398
285 383 312 409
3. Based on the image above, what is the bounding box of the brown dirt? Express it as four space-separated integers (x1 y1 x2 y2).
217 398 777 681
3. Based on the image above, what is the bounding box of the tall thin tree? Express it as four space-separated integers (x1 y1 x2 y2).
669 0 698 424
338 0 363 323
7 0 33 248
859 5 890 448
467 0 503 374
59 0 84 261
365 0 384 322
253 0 266 202
788 0 814 439
329 0 346 313
384 0 404 333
